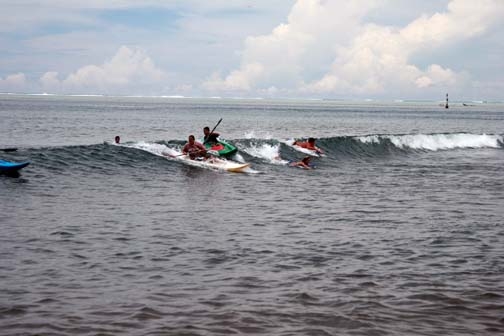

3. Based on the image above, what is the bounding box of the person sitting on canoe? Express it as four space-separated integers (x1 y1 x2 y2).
289 156 313 170
293 137 323 154
203 126 220 145
182 135 208 160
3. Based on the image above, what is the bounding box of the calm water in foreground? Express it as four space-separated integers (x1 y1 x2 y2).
1 95 503 335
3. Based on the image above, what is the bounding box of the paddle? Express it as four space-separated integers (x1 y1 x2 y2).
203 118 222 144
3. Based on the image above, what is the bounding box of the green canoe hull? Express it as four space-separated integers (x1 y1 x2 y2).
205 140 238 158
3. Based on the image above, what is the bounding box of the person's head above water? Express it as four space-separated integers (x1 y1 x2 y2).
114 136 120 144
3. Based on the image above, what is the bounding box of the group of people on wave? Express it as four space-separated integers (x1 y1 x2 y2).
182 126 221 160
183 131 322 169
114 127 323 169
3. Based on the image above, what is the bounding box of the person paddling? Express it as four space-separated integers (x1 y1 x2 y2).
293 137 323 154
182 135 207 160
289 156 313 170
203 126 220 145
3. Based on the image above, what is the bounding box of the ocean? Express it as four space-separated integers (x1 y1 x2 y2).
1 95 503 335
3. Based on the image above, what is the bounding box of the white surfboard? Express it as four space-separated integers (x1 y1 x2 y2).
163 151 250 173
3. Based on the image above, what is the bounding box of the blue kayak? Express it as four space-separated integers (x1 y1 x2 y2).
0 159 30 174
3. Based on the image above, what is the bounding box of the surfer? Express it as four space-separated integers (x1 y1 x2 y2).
182 135 208 160
203 126 220 145
289 156 313 170
114 135 120 144
293 137 323 154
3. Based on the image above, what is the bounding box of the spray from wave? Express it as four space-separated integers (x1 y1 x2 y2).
241 142 286 164
121 141 175 157
357 133 503 151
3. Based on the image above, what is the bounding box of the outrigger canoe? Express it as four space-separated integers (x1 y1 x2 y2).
204 139 238 158
0 159 30 174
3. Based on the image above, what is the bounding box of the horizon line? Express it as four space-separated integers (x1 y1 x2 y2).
0 92 501 104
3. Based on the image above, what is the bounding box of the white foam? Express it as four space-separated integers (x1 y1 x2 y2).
123 141 177 157
358 135 380 144
243 143 286 164
124 141 261 173
358 133 503 151
160 95 185 98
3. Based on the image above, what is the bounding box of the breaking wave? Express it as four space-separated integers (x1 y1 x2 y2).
357 133 503 151
3 133 502 176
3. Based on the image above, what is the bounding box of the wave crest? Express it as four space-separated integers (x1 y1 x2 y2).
357 133 503 151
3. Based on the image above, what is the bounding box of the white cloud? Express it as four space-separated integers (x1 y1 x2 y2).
203 0 379 93
203 0 504 98
415 64 461 90
302 21 465 95
40 46 165 94
0 73 26 92
203 63 264 92
402 0 503 45
40 71 60 91
1 0 503 98
2 1 293 96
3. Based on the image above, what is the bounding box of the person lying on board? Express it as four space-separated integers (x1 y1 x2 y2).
183 135 208 160
203 126 220 145
293 137 323 154
289 156 313 170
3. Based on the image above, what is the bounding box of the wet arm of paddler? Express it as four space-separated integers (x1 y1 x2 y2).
196 142 207 152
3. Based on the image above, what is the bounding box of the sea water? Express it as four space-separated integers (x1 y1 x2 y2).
1 95 503 335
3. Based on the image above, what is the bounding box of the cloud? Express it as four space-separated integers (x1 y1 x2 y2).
2 0 503 98
415 65 458 88
302 21 464 95
40 46 166 94
203 0 379 93
40 72 60 90
203 0 504 98
0 73 26 92
203 63 265 91
402 0 503 45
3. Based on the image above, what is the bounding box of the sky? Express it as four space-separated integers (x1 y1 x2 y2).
1 0 503 100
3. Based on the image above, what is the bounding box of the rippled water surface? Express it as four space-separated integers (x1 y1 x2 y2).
1 95 504 335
